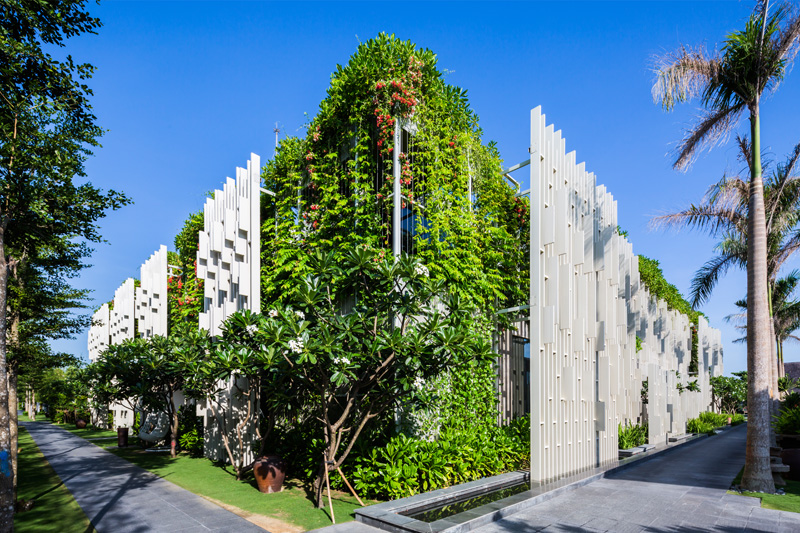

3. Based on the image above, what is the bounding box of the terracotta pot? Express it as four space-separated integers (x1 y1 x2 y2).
253 454 287 493
76 419 87 429
782 448 800 481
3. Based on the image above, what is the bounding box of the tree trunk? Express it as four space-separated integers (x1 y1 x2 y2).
206 397 240 480
314 459 327 508
740 106 776 493
8 365 17 501
170 390 178 459
0 227 15 531
767 292 778 446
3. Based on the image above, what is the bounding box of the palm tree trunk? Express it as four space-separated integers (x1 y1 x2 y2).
741 105 776 493
767 283 778 445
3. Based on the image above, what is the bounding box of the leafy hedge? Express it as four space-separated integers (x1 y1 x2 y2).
688 412 743 434
687 417 716 435
617 422 647 449
774 406 800 435
638 256 704 372
698 411 735 427
348 417 530 500
177 404 204 457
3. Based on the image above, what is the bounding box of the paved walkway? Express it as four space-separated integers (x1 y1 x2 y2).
23 421 267 533
315 424 800 533
476 424 800 532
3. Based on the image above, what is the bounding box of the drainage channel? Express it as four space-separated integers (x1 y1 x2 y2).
401 480 531 523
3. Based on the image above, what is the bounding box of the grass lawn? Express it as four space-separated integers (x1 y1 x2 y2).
108 446 378 531
15 426 95 533
730 467 800 513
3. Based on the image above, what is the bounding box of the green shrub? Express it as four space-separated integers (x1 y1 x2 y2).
618 422 648 449
774 406 800 436
687 417 715 435
784 392 800 410
698 411 730 427
731 413 745 425
348 418 530 500
177 404 204 457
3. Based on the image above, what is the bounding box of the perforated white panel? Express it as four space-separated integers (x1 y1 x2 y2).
136 245 169 338
528 107 723 483
88 303 110 362
197 154 261 336
109 278 136 345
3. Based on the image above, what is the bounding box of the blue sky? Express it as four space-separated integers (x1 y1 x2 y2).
51 1 800 375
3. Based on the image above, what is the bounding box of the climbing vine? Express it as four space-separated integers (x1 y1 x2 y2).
262 34 528 319
639 255 703 373
168 211 204 331
261 35 530 448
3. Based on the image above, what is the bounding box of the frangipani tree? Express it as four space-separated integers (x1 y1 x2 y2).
652 0 800 492
144 333 197 458
264 249 493 508
181 319 280 480
87 338 151 428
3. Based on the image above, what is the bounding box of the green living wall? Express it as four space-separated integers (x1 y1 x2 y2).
259 34 531 496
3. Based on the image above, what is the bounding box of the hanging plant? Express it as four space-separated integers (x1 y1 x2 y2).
262 33 528 320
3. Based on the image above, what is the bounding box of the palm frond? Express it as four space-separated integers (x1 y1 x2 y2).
652 47 721 111
774 2 800 65
649 203 743 236
690 252 740 307
674 103 745 171
704 174 749 211
736 135 754 176
766 142 800 232
715 234 748 261
778 141 800 180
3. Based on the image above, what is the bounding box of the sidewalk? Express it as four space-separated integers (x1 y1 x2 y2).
22 421 268 533
316 424 800 533
476 424 800 532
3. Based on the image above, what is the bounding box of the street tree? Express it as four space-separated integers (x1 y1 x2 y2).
652 0 800 492
1 2 130 522
265 249 493 508
653 139 800 378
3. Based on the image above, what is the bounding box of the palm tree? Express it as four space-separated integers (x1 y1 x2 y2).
652 0 800 492
653 139 800 377
727 271 800 376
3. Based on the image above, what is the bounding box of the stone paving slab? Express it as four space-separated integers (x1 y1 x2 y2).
472 425 800 533
22 421 268 533
315 424 800 533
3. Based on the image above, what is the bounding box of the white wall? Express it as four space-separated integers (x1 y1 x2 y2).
88 303 110 363
528 106 723 483
195 153 262 466
197 153 261 336
136 244 169 338
109 278 136 345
